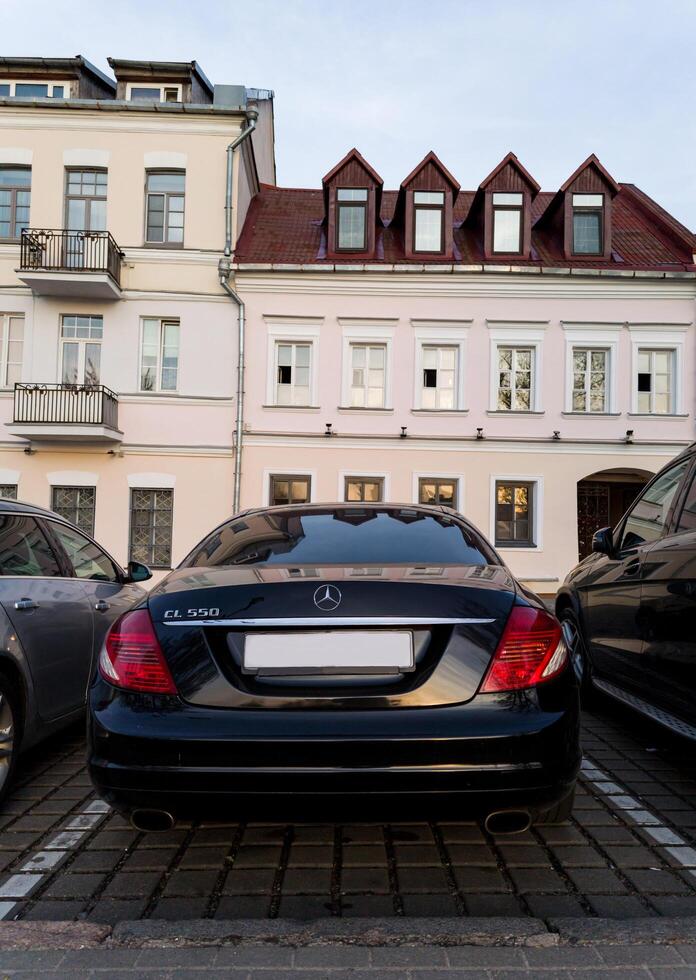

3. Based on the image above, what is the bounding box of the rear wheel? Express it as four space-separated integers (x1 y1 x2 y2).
0 673 18 806
559 609 594 700
535 785 575 825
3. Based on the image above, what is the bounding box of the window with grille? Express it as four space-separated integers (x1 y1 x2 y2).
51 486 96 536
572 348 608 412
421 345 457 409
495 481 535 548
130 488 173 568
0 485 17 500
350 343 386 407
270 474 311 505
344 477 384 502
418 478 457 508
0 167 31 241
145 171 185 245
275 342 311 405
636 348 674 414
497 346 533 410
140 318 179 392
0 313 23 387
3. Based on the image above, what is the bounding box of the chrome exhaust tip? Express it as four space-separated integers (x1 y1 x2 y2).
130 808 175 833
483 809 532 835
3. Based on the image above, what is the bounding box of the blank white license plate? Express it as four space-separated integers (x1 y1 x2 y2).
243 630 413 674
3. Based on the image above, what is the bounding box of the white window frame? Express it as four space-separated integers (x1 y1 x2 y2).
487 323 546 413
273 341 313 406
562 325 621 415
339 319 396 410
628 325 687 417
0 80 71 98
264 319 321 407
138 317 180 393
411 321 470 411
338 470 390 503
0 313 24 388
489 474 544 552
126 82 182 102
412 472 463 511
59 314 103 386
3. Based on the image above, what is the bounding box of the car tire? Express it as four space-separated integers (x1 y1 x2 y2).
535 785 576 825
559 609 594 701
0 672 19 806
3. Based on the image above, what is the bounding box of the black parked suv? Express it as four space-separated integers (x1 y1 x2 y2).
557 443 696 739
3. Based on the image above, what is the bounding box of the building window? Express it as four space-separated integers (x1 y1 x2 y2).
418 478 457 507
495 481 535 548
572 193 603 254
0 81 68 98
130 488 173 568
350 343 386 407
128 84 182 103
0 313 23 387
0 167 31 241
51 486 96 536
140 318 179 392
60 315 103 386
422 345 457 409
497 346 533 410
0 485 17 500
336 188 368 250
345 477 384 502
492 192 523 253
413 191 444 252
145 171 185 245
270 474 311 506
65 169 107 234
572 348 608 413
275 342 311 405
636 348 674 414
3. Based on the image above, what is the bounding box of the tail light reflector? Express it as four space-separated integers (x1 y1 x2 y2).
99 608 177 695
480 605 566 693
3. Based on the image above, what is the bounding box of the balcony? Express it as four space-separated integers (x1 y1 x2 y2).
7 383 123 444
17 229 124 299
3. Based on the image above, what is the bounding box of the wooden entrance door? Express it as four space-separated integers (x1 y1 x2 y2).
577 484 610 560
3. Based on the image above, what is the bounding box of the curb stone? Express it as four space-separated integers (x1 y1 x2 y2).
0 921 110 949
551 917 696 945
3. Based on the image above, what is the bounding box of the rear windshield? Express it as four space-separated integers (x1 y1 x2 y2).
184 508 495 568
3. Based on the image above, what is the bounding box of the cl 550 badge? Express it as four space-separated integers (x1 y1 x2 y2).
163 608 220 619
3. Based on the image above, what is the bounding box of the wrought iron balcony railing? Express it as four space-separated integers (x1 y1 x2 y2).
19 229 123 286
13 383 119 430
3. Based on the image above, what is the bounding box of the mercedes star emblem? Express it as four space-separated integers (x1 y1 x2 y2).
313 584 342 612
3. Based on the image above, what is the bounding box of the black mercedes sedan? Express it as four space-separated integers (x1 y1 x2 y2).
556 442 696 740
88 504 580 832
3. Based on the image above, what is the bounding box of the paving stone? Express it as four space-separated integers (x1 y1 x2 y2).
277 895 334 918
340 894 395 916
282 867 332 894
242 825 287 844
624 868 691 894
508 868 569 894
214 896 270 918
496 845 552 867
189 826 239 845
392 845 441 866
464 894 524 916
341 825 385 844
101 870 162 898
603 844 664 867
648 895 696 915
286 844 333 866
233 845 283 867
177 845 229 869
549 845 606 867
371 946 448 966
588 895 656 917
68 850 122 873
19 899 85 920
162 869 219 896
222 868 276 894
438 824 486 844
535 825 587 845
296 946 372 966
341 867 390 894
567 868 630 894
291 824 335 843
120 847 178 871
454 866 510 893
87 897 148 923
42 873 104 899
148 896 209 919
444 844 497 866
342 845 386 866
524 894 587 917
400 893 460 916
396 866 450 893
215 945 295 966
135 947 218 967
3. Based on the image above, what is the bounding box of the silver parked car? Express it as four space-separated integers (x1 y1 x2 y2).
0 500 151 801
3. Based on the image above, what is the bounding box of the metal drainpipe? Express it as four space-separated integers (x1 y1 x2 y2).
219 107 258 513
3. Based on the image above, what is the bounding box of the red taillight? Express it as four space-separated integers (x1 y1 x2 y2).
480 605 567 693
99 608 177 695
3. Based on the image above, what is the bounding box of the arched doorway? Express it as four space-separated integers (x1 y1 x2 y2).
577 467 654 560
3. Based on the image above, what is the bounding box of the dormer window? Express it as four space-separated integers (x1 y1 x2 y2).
413 191 445 253
0 81 68 98
127 83 182 103
492 192 523 253
572 193 603 254
336 188 368 251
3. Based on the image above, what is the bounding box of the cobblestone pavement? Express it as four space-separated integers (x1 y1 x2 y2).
2 942 696 977
0 692 694 926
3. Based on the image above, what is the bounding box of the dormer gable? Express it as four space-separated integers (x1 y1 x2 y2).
474 152 540 259
558 155 619 260
392 151 460 259
322 149 383 259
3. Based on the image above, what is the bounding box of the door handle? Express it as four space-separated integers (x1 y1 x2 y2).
623 558 641 577
14 598 39 611
94 600 110 613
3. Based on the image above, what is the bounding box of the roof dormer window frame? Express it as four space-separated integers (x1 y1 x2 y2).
335 186 369 252
126 82 182 103
412 190 446 254
491 191 524 255
0 80 71 98
571 192 605 256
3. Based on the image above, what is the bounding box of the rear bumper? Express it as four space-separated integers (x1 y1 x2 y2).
88 678 580 821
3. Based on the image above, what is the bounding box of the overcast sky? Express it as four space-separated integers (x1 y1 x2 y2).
3 0 695 229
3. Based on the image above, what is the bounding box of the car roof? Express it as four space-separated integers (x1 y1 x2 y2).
0 498 61 518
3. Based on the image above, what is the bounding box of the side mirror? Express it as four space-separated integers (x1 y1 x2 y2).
126 560 152 583
592 527 614 557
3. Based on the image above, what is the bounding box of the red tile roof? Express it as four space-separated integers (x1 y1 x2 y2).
235 182 696 270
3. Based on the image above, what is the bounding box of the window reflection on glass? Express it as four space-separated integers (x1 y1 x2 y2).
140 318 179 392
345 478 384 502
495 482 534 547
419 478 457 507
497 346 532 411
146 171 185 244
61 315 103 386
572 348 608 412
270 475 311 505
620 461 689 550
